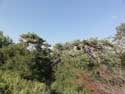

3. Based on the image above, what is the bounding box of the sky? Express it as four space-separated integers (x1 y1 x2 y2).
0 0 125 44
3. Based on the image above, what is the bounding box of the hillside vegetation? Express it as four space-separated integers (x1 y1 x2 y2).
0 23 125 94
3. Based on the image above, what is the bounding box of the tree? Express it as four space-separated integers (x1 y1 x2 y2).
20 32 45 50
20 32 53 84
0 32 52 94
114 23 125 77
0 31 12 48
115 23 125 49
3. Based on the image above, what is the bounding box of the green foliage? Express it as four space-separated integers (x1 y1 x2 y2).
0 32 52 94
0 32 12 48
0 71 47 94
52 37 122 94
0 23 124 94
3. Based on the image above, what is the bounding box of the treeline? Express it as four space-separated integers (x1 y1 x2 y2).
0 23 125 94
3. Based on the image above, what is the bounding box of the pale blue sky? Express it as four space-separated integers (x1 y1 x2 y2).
0 0 125 44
